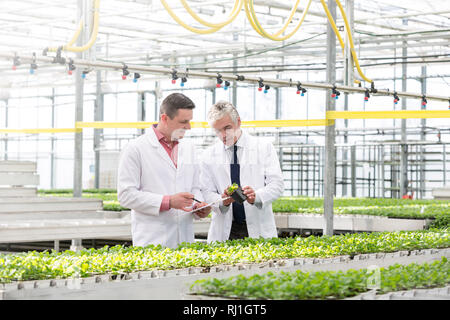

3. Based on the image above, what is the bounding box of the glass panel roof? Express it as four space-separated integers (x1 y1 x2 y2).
0 0 449 89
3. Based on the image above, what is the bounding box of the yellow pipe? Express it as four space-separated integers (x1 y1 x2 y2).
6 111 450 134
334 0 372 83
249 0 301 37
76 119 333 129
319 0 345 55
327 110 450 119
245 0 312 41
180 0 242 29
47 20 84 52
160 0 223 34
243 0 263 36
240 119 334 127
0 128 82 134
157 0 377 84
319 0 372 83
63 0 101 52
76 121 156 129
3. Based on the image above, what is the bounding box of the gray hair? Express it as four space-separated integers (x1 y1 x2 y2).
207 100 240 125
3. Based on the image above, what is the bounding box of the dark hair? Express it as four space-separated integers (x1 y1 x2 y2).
160 93 195 119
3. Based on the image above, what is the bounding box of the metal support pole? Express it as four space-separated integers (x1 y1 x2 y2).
324 0 336 236
212 85 217 104
232 32 238 108
73 0 86 198
351 145 356 197
342 0 354 197
94 70 103 189
420 66 427 139
420 66 427 198
381 145 386 197
50 88 56 189
444 144 447 186
400 27 408 198
4 99 8 160
72 0 91 252
137 92 146 135
155 81 161 120
275 71 282 145
232 58 238 107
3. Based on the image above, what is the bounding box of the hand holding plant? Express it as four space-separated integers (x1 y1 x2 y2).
222 186 236 206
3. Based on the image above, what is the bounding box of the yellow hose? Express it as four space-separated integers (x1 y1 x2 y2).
160 0 224 34
245 0 312 41
66 20 84 47
319 0 345 55
334 0 372 83
243 0 263 36
47 0 100 53
48 0 371 85
159 0 372 84
180 0 242 28
63 0 101 52
47 20 83 52
248 0 301 37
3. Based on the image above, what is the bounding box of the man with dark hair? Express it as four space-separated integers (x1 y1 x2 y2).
159 92 195 119
118 93 211 248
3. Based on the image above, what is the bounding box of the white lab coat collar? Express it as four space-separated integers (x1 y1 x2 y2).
223 129 247 151
145 126 177 171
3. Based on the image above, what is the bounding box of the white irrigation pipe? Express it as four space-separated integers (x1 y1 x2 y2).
1 52 449 103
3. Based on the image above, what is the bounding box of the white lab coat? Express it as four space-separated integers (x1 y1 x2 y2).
200 131 284 243
117 128 203 248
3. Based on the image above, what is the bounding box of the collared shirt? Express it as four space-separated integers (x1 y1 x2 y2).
223 130 245 164
219 131 262 216
152 124 179 212
152 124 179 167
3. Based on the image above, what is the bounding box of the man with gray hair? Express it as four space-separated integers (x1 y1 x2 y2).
200 100 284 242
